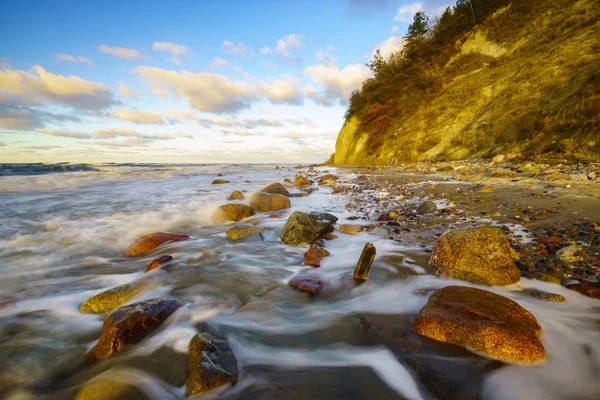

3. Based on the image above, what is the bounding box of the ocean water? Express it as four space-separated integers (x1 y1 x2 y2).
0 163 599 400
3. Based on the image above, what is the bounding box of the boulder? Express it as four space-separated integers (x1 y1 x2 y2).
319 174 338 184
261 182 290 197
186 332 238 397
146 255 173 272
212 204 255 224
353 243 376 280
289 273 323 295
225 225 263 241
416 201 437 215
294 176 312 186
80 280 152 314
249 193 291 212
124 232 189 257
88 298 182 361
212 179 230 185
74 378 144 400
280 211 334 244
311 212 338 224
227 191 245 201
412 286 545 363
566 283 600 300
339 224 364 235
430 226 520 286
304 244 330 267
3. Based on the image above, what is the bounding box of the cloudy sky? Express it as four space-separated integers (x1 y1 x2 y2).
0 0 452 163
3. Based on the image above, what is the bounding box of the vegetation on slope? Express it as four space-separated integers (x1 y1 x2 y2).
335 0 600 165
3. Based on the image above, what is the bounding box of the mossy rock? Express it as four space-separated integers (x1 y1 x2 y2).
280 211 333 244
212 204 255 224
249 193 291 212
225 225 263 241
80 280 152 314
227 191 245 200
212 179 230 185
413 286 545 363
260 182 290 197
187 332 238 397
430 226 520 286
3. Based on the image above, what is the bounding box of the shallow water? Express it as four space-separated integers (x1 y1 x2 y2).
0 163 599 400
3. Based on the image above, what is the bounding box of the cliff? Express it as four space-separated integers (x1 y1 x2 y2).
332 0 600 165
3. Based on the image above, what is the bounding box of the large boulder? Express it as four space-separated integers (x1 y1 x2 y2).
249 193 291 212
124 232 189 257
261 182 290 197
225 225 263 241
430 226 520 286
280 211 334 244
294 176 312 186
80 280 152 314
74 378 145 400
412 286 545 363
212 204 255 224
88 298 182 361
186 333 238 397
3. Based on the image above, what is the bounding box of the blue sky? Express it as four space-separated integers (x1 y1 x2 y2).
0 0 452 163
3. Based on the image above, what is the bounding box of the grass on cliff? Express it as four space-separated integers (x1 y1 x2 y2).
345 0 600 163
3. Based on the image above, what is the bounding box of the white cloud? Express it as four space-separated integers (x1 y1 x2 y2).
113 109 166 125
55 54 94 66
378 35 404 59
152 41 189 65
304 63 371 104
209 57 230 69
391 25 399 34
394 3 422 22
117 81 137 98
221 41 254 57
259 47 272 55
97 44 142 60
315 46 336 66
0 105 81 131
36 127 179 141
36 128 92 139
0 65 114 110
258 76 303 104
0 57 10 69
260 34 303 58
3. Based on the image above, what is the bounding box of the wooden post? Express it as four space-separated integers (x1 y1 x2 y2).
353 243 376 280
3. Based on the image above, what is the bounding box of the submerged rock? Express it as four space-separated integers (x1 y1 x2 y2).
294 176 312 186
225 225 263 241
212 204 255 224
227 191 245 200
187 332 238 396
289 273 324 295
304 244 330 267
339 224 365 235
353 243 376 280
249 193 291 212
146 255 173 272
280 211 334 244
212 179 230 185
74 378 145 400
416 201 437 215
261 182 290 197
88 298 182 361
566 283 600 300
80 280 152 314
526 289 566 302
430 226 520 286
124 232 189 257
412 286 545 363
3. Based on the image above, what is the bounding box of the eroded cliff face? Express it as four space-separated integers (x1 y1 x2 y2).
331 0 600 165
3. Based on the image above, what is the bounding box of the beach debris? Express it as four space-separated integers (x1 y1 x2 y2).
413 286 545 363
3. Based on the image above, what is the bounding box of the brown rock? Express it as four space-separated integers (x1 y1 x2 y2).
353 243 376 280
534 236 562 246
477 186 495 193
294 176 312 186
186 332 238 397
88 298 182 361
261 182 290 197
289 273 323 295
212 204 255 223
146 255 173 272
211 179 230 184
339 224 365 235
250 193 291 212
527 289 565 302
227 190 245 200
125 232 189 257
430 226 520 286
319 174 338 184
324 233 338 240
566 284 600 300
304 244 330 267
289 192 309 197
413 286 545 363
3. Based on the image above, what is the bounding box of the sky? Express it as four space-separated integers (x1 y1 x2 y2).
0 0 453 164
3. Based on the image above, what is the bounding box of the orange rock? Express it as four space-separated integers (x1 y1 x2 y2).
324 233 338 240
304 244 331 267
250 193 291 212
261 182 290 197
146 255 174 272
289 273 323 295
212 204 255 224
125 233 189 257
339 224 364 235
294 176 312 186
566 283 600 300
534 236 562 246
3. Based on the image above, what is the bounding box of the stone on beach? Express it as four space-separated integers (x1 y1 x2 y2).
227 190 245 200
187 332 239 397
75 378 145 400
339 224 364 235
430 226 520 286
412 286 545 363
212 179 230 184
280 211 334 244
566 283 600 300
319 174 338 184
353 243 376 280
225 225 263 241
288 273 324 295
304 244 330 267
249 192 291 212
145 255 173 272
79 280 152 314
261 182 290 197
294 176 312 186
88 298 182 361
212 204 255 223
124 232 189 257
416 201 437 215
